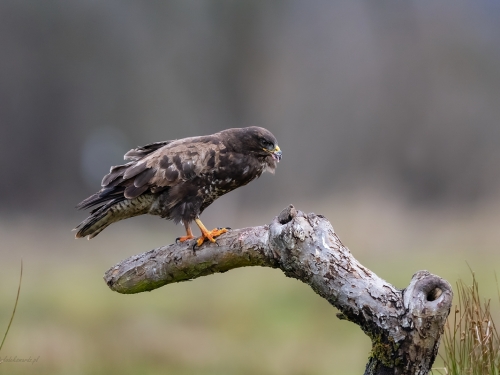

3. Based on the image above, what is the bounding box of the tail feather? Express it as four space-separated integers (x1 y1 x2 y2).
74 194 154 239
76 186 126 211
74 203 115 239
75 139 171 239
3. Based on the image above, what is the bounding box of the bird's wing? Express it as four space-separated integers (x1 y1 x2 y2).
100 135 224 200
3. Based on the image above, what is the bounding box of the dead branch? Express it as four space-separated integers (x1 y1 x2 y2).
104 205 452 375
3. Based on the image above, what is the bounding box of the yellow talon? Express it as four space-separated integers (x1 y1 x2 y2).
195 227 228 247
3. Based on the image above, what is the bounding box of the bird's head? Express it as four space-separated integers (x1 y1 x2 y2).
228 126 282 173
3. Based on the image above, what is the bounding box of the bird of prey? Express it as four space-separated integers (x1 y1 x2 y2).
74 127 282 247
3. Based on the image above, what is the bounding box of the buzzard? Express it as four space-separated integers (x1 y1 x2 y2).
75 127 282 247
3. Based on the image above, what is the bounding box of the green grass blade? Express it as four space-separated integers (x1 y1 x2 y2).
0 260 23 353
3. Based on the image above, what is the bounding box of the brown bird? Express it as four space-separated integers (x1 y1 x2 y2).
74 127 282 247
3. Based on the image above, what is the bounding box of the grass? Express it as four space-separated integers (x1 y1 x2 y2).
0 261 22 358
1 196 500 375
436 271 500 375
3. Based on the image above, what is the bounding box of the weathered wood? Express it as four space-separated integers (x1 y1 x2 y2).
104 205 452 375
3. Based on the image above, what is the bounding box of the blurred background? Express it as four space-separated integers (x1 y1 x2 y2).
1 1 500 374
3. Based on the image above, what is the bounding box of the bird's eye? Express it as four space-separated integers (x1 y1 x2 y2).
260 139 273 149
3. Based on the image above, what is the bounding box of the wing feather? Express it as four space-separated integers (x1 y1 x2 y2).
124 141 172 161
133 168 156 188
101 162 133 186
122 162 147 180
144 136 224 188
80 135 225 211
124 184 149 199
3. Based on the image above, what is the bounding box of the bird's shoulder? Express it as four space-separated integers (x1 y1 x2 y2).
142 135 227 184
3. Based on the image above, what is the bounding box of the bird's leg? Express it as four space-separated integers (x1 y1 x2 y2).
193 217 228 247
176 221 195 243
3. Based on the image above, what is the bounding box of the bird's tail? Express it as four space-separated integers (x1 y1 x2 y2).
74 194 155 239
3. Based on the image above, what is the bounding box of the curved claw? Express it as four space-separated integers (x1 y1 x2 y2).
193 227 228 249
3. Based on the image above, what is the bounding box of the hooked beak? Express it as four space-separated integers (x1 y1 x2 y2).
271 146 282 162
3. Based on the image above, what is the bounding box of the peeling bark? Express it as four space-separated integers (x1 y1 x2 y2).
104 205 452 375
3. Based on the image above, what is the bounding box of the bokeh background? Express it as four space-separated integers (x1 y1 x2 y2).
1 1 500 374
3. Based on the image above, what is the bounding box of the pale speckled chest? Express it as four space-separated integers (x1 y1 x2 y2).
198 156 265 211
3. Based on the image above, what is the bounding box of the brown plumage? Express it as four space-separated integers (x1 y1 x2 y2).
74 127 282 247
